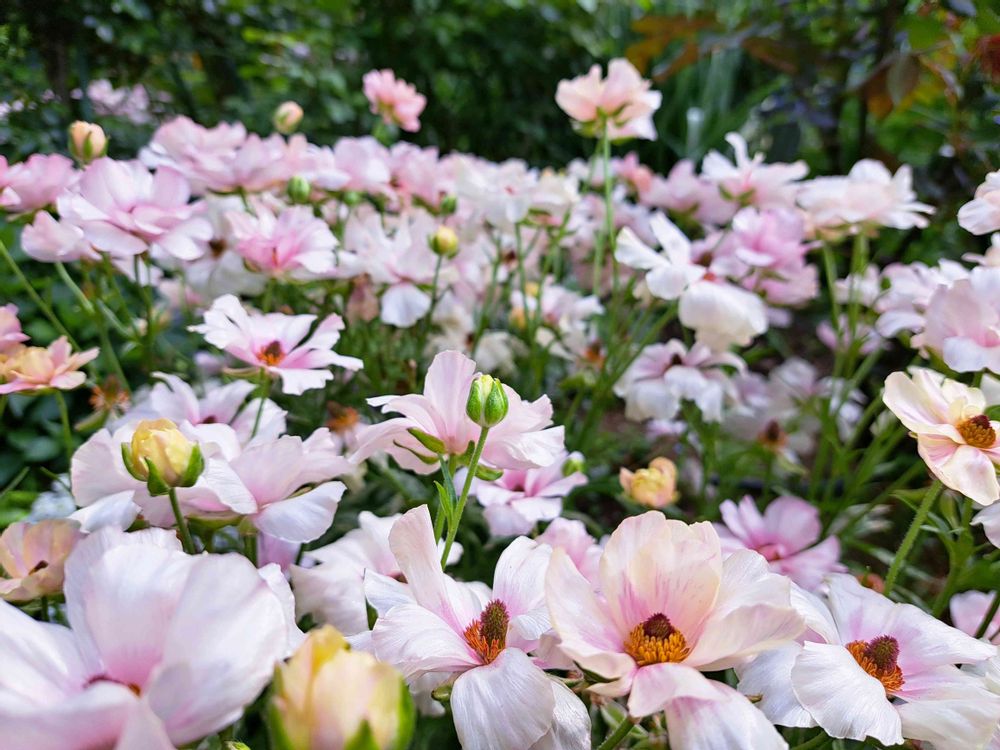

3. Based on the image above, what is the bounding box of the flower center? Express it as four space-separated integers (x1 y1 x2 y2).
759 420 787 450
258 340 285 366
957 414 996 449
624 613 690 666
464 599 509 664
846 635 904 696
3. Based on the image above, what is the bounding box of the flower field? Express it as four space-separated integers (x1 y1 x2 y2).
2 5 1000 750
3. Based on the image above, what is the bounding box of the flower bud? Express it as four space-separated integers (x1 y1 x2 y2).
270 626 414 750
439 195 458 215
619 457 678 508
274 101 304 135
122 418 203 494
466 374 508 428
429 226 459 258
68 122 108 165
287 175 312 204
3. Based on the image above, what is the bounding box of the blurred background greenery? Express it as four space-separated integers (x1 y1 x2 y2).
0 0 997 507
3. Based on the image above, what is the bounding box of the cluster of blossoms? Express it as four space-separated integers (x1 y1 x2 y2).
1 57 999 750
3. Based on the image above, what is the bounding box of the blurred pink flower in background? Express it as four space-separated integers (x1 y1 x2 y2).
556 58 662 141
0 154 77 215
363 69 426 132
958 170 1000 235
714 495 844 590
0 337 97 394
915 266 1000 373
701 132 807 210
0 519 82 602
0 304 29 354
227 201 337 278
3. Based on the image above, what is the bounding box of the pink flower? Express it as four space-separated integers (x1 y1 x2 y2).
714 495 844 590
0 153 77 215
959 170 1000 235
915 266 1000 373
0 337 97 394
614 339 743 423
191 294 362 395
352 350 565 474
57 158 211 261
798 160 934 234
546 512 802 748
640 159 736 226
0 519 82 602
467 451 586 537
555 58 662 141
535 518 602 585
951 591 1000 644
369 506 590 750
363 69 427 132
21 211 100 263
875 259 968 338
883 369 1000 505
0 304 29 354
0 527 292 749
616 213 768 348
227 202 337 278
701 132 807 210
737 575 999 749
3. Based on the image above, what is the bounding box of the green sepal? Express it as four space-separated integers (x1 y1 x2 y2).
474 465 503 481
143 458 171 497
178 443 205 488
121 443 145 482
392 440 438 465
407 428 446 455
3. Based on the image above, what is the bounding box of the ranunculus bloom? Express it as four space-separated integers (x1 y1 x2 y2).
535 518 603 585
21 211 100 263
883 369 1000 505
0 527 293 749
0 153 77 215
0 519 82 602
0 337 98 394
737 575 1000 750
555 58 662 141
57 157 211 262
0 304 29 354
875 258 968 338
798 160 934 235
370 506 590 750
191 294 362 395
363 69 427 133
616 213 768 349
951 591 1000 644
546 512 803 749
959 170 1000 235
701 132 807 210
467 450 587 537
352 350 565 474
714 495 843 590
619 457 679 508
227 202 337 278
614 339 743 423
915 266 1000 373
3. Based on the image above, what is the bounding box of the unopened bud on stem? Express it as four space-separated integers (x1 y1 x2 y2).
466 374 508 428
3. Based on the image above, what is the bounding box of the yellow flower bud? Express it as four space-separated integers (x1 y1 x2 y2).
620 457 679 508
429 226 459 258
126 418 197 487
274 101 304 135
271 626 413 750
68 122 107 165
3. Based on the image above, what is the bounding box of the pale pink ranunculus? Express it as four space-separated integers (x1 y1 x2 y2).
0 304 29 354
0 519 82 602
351 349 565 474
0 153 77 215
546 511 802 749
701 132 807 211
21 211 100 263
737 575 999 749
466 450 586 537
883 368 1000 505
0 337 98 394
798 160 934 235
555 58 662 141
959 171 1000 235
616 213 768 349
57 157 211 261
951 591 1000 644
363 69 427 132
535 517 602 585
875 259 968 338
640 158 737 226
614 339 743 423
227 201 337 278
714 495 844 590
0 527 292 750
915 265 1000 373
191 294 362 395
369 505 590 750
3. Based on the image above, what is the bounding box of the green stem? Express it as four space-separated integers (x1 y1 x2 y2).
135 256 157 371
883 481 943 597
243 529 258 566
976 590 1000 639
0 239 78 347
596 716 635 750
790 732 830 750
53 390 74 464
441 427 490 566
592 130 614 295
38 595 50 622
167 487 196 554
251 371 270 439
434 456 454 543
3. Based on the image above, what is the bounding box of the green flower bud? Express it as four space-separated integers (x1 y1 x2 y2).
287 175 311 204
439 195 458 215
466 374 508 428
429 226 459 258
